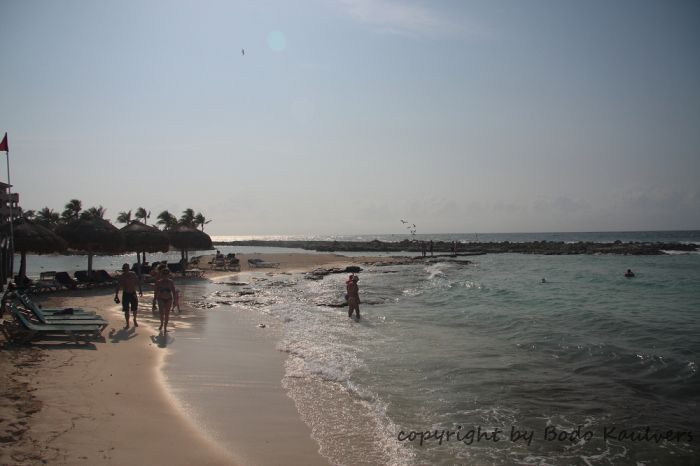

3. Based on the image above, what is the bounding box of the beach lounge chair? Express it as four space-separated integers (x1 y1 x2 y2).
55 272 79 289
74 271 97 287
225 254 240 271
21 302 108 330
182 268 205 279
213 257 226 270
27 271 61 293
17 293 98 318
94 270 116 286
167 263 184 274
248 258 280 268
226 261 240 271
6 305 104 343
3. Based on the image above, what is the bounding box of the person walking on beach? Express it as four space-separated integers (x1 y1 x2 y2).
153 268 176 333
347 274 361 320
115 263 142 329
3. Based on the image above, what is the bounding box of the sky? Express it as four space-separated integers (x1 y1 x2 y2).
1 0 699 236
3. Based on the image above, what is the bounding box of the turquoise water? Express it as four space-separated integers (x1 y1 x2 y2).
270 252 699 465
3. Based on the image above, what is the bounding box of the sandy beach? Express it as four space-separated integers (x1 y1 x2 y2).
0 252 392 466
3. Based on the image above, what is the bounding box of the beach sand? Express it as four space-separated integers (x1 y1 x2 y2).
200 251 397 274
1 252 395 466
2 291 238 466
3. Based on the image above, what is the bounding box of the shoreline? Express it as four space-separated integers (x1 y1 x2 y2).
2 252 396 466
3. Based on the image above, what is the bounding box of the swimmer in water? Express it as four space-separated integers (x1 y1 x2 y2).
624 269 635 278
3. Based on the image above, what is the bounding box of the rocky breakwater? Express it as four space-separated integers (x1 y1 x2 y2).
214 239 697 255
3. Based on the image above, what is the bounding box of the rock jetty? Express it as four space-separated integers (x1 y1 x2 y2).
214 239 696 255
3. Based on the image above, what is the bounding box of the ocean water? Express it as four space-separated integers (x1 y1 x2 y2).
273 253 698 465
211 229 700 245
163 245 698 465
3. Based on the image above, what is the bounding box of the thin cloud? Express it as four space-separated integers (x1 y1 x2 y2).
337 0 485 38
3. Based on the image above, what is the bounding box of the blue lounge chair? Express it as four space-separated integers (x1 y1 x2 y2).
17 293 96 316
248 258 280 268
6 305 104 343
13 302 107 330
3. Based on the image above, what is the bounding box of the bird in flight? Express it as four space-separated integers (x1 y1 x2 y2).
242 49 245 56
400 219 407 224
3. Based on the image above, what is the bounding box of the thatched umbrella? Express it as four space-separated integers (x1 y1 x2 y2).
120 221 169 266
2 219 67 287
167 225 213 264
56 217 124 277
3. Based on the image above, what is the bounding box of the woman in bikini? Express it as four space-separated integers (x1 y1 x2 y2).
153 268 176 332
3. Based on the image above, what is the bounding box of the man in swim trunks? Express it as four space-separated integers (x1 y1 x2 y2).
115 263 143 328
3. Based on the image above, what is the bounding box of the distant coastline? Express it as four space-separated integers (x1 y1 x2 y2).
212 239 697 255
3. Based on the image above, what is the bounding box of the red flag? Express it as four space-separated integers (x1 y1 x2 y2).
0 133 7 152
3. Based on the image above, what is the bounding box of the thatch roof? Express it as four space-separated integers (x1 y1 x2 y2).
167 225 213 251
121 221 169 253
2 219 67 254
56 217 124 253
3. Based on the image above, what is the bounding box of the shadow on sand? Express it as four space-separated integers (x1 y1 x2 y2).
150 332 173 348
109 326 137 343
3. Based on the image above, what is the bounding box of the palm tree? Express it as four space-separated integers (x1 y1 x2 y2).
116 210 132 225
61 199 82 222
80 206 107 220
134 207 150 225
194 212 211 231
156 210 178 230
36 207 60 228
180 208 196 227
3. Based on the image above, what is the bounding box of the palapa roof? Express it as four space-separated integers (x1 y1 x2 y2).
2 219 67 254
167 225 213 251
56 217 124 253
120 221 170 253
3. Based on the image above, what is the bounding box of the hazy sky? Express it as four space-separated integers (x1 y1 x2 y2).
1 0 698 235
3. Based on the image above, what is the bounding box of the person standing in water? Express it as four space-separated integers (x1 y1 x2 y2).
347 274 361 320
115 263 142 329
